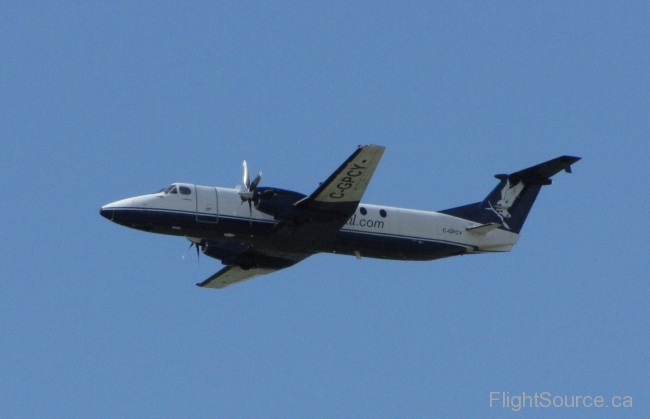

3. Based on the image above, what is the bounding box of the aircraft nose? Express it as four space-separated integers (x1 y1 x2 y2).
100 198 133 221
100 207 112 220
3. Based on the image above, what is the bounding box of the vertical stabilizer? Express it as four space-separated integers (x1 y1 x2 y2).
439 156 580 234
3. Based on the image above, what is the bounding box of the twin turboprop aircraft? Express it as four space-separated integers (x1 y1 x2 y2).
100 145 580 289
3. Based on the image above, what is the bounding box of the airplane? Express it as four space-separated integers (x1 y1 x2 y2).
100 145 580 289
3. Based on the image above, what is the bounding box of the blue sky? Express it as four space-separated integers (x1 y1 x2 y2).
2 2 648 418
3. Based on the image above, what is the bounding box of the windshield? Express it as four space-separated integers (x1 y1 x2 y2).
162 184 177 194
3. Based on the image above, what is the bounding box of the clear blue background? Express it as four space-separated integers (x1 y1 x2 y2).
2 2 648 418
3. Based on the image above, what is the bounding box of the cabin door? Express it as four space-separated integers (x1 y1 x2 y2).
195 186 218 223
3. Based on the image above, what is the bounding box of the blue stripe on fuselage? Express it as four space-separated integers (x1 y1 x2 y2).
107 207 471 261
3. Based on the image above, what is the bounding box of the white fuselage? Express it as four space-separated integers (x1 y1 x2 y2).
102 183 519 261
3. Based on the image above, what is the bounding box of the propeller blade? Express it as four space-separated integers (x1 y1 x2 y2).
249 172 262 191
240 161 261 228
182 242 193 259
242 161 250 190
235 198 246 213
183 241 201 264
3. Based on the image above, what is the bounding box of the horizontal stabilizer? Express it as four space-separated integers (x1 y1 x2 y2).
503 155 581 185
197 266 277 289
466 222 500 234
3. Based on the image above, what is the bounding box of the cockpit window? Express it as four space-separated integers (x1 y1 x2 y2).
179 186 192 195
162 185 178 194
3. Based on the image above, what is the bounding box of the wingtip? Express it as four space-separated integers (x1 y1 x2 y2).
560 155 581 163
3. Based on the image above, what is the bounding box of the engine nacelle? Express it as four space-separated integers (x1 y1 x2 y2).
202 240 296 270
254 187 307 219
202 241 249 261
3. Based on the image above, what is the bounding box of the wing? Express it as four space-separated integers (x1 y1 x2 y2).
198 145 386 289
294 144 385 216
268 144 385 252
197 265 279 289
197 242 312 289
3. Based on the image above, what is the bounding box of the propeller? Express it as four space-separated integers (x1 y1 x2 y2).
182 240 201 264
238 160 262 226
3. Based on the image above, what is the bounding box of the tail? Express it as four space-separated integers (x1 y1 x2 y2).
439 156 581 234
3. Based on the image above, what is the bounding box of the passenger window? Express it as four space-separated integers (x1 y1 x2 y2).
179 186 191 195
